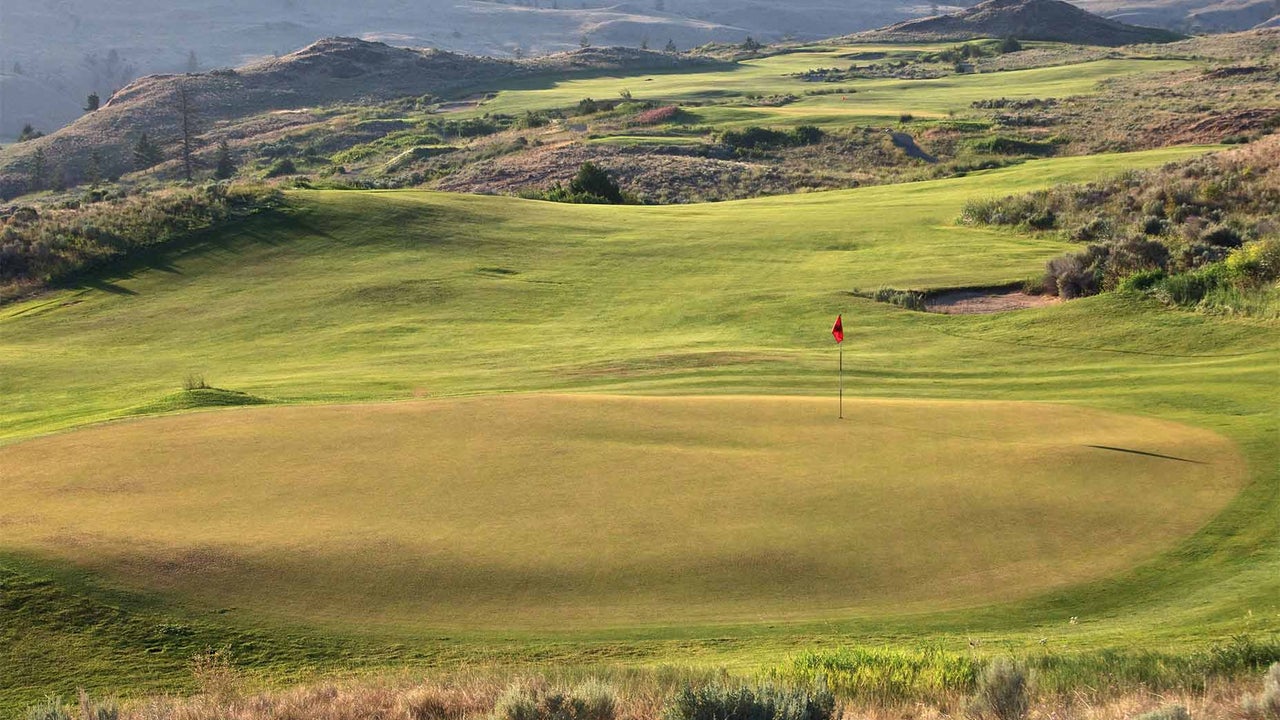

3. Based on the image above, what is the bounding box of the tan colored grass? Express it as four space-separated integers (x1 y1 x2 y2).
101 671 1268 720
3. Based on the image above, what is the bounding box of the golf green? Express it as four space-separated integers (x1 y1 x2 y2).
0 394 1244 632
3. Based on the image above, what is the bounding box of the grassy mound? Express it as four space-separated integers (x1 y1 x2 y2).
126 387 273 416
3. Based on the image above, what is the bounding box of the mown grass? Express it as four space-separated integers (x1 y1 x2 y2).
0 145 1275 711
0 395 1244 631
467 54 1194 130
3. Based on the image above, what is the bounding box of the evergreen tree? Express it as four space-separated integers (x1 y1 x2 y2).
132 132 162 170
18 124 43 142
29 148 48 191
665 39 678 53
84 92 100 112
213 140 236 180
86 150 103 187
569 162 623 203
176 82 198 181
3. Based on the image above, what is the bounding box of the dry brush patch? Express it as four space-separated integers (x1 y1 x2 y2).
53 662 1280 720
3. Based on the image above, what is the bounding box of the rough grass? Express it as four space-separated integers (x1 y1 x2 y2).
36 664 1280 720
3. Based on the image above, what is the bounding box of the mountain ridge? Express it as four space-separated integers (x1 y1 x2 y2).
0 38 711 199
854 0 1187 45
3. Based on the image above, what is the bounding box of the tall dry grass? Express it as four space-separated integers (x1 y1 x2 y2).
58 662 1279 720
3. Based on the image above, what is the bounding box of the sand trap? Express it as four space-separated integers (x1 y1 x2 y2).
927 288 1061 314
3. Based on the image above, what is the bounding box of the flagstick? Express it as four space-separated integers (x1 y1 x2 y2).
838 341 844 420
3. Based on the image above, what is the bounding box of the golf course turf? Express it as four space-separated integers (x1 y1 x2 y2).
0 145 1275 706
0 395 1245 631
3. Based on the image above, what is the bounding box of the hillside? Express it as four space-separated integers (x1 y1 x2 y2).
855 0 1187 44
1075 0 1280 32
0 0 947 140
0 39 708 199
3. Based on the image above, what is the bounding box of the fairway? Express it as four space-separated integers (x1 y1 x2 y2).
471 54 1193 128
0 395 1244 631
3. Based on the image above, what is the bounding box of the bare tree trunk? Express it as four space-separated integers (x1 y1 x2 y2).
177 82 198 181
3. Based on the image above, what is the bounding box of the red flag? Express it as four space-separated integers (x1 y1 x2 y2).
831 314 844 344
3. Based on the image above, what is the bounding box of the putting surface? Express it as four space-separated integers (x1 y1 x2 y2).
0 395 1244 632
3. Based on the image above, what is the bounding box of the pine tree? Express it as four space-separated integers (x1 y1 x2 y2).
176 82 198 181
84 92 100 112
665 39 678 53
213 140 236 180
30 148 48 191
86 151 103 187
132 132 162 170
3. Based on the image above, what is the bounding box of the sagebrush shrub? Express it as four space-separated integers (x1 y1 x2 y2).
492 680 618 720
1135 706 1191 720
662 682 836 720
24 696 70 720
1241 662 1280 719
968 658 1029 720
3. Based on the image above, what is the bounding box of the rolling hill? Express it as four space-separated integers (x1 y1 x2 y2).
0 38 709 199
854 0 1187 44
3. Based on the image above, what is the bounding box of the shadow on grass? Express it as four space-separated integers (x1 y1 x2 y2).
1087 445 1207 464
50 207 294 299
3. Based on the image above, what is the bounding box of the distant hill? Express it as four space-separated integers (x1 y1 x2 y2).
854 0 1187 45
1074 0 1280 33
0 0 953 140
0 38 709 199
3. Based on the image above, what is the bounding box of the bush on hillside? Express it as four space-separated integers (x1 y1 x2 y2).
493 679 618 720
1045 246 1108 298
0 183 281 302
265 158 297 177
633 105 681 125
24 697 71 720
1135 706 1191 720
718 126 825 154
1240 662 1280 719
663 682 836 720
999 37 1023 53
968 658 1030 720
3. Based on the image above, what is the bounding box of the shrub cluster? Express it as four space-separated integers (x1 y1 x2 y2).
717 126 824 154
633 105 681 126
534 162 628 205
493 679 617 720
960 141 1280 309
852 287 929 311
0 183 281 302
663 682 836 720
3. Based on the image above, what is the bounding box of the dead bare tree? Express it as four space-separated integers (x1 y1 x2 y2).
176 82 199 181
